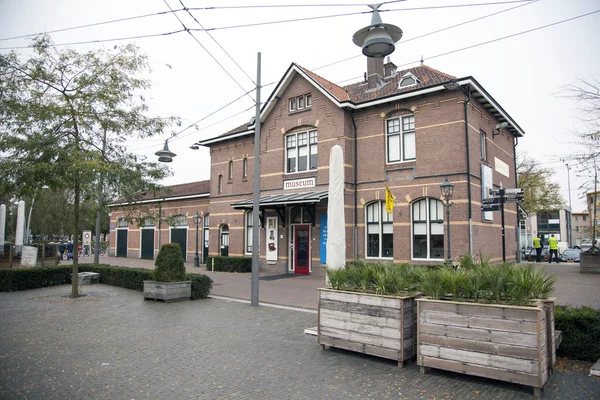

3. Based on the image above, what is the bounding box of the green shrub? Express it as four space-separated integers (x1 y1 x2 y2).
187 273 213 299
153 243 186 282
555 305 600 361
325 267 348 290
0 264 213 300
0 266 72 291
206 256 251 273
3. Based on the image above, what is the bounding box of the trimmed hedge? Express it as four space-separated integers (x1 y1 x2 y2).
206 256 252 273
555 305 600 361
0 264 213 300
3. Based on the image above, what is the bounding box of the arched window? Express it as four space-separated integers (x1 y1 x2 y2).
170 215 187 226
412 198 444 259
366 201 393 258
117 218 128 228
220 225 229 256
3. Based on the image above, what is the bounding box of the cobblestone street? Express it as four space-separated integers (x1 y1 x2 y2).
1 285 598 399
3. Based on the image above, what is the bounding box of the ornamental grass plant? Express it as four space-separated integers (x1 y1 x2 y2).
326 255 556 306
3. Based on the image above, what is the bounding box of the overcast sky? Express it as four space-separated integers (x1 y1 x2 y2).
1 0 599 211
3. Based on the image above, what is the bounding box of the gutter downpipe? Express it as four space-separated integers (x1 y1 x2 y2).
351 110 359 260
463 85 473 255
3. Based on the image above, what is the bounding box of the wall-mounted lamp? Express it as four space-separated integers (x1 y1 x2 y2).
494 122 509 137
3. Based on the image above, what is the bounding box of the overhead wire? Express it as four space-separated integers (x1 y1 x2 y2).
178 0 256 86
192 0 407 10
161 0 254 104
333 8 600 85
311 0 539 71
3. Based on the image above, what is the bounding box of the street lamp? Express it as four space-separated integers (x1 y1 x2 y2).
156 139 176 163
352 4 403 57
193 212 201 267
440 177 454 264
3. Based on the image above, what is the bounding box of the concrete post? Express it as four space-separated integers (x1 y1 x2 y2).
15 200 25 254
0 204 5 255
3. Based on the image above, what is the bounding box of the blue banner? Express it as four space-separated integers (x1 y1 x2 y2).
320 214 328 264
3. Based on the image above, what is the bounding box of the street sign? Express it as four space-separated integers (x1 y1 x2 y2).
483 197 501 204
504 196 525 203
489 189 501 196
504 188 524 195
481 204 500 212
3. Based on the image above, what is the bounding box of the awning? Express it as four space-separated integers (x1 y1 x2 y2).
231 190 328 209
231 190 328 227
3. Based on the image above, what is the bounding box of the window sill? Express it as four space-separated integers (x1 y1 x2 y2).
288 108 312 116
242 179 248 182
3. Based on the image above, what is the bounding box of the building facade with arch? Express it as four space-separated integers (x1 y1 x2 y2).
109 58 524 276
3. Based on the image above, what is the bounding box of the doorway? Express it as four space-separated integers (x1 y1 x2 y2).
170 228 188 261
220 225 229 256
116 229 128 257
293 225 310 275
140 228 155 260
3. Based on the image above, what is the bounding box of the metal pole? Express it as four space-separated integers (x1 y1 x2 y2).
446 200 451 263
194 218 199 267
500 188 506 263
565 162 573 248
94 129 107 264
26 197 34 244
251 52 261 307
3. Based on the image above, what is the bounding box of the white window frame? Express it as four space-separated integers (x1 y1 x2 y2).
117 218 128 228
386 115 415 164
305 94 312 108
398 73 420 89
480 130 487 160
411 198 444 260
289 98 296 112
170 215 187 227
365 201 393 259
297 95 304 110
285 129 318 174
245 210 253 254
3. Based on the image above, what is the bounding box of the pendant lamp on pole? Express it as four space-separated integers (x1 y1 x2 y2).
352 4 403 58
156 139 176 163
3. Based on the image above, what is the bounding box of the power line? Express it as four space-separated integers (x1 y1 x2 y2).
0 9 184 42
312 0 538 71
192 0 407 10
333 8 600 85
188 1 533 32
179 0 256 86
0 30 186 50
161 0 253 103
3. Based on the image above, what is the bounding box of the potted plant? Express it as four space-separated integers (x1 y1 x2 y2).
318 262 421 367
415 259 556 399
143 243 191 302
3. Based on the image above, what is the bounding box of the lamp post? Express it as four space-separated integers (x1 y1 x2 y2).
193 212 201 267
440 177 454 264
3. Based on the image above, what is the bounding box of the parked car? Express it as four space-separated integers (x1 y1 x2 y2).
576 239 597 252
562 248 581 262
524 247 549 262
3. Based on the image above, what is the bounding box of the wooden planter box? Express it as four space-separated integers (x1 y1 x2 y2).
317 288 419 367
417 298 556 399
143 281 191 302
580 252 600 274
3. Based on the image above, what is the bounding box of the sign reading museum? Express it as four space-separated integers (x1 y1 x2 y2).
283 177 315 190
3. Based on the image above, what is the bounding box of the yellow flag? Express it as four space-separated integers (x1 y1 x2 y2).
385 183 395 214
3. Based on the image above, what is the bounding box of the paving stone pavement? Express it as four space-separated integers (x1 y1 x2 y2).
1 285 599 400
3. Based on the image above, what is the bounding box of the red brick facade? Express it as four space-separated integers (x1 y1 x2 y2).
110 61 523 275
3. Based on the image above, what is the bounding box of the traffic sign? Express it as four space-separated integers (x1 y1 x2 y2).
489 189 501 196
481 204 500 212
482 197 501 204
504 196 525 203
504 188 524 195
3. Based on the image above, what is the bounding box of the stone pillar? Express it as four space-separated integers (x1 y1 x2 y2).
0 204 5 255
15 200 25 254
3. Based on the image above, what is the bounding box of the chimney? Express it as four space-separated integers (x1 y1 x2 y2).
366 56 384 89
384 56 397 78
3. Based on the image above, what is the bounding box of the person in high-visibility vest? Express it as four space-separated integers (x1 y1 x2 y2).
533 235 542 262
548 234 560 263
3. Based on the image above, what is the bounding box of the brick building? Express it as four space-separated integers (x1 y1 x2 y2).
572 212 589 246
195 58 524 275
109 58 523 274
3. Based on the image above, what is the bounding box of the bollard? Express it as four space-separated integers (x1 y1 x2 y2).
212 257 214 273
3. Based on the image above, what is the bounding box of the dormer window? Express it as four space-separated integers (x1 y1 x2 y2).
289 94 312 113
399 73 420 88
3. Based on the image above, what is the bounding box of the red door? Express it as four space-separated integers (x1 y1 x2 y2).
294 225 310 275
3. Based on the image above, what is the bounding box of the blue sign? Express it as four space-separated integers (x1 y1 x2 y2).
110 225 115 230
320 214 328 264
